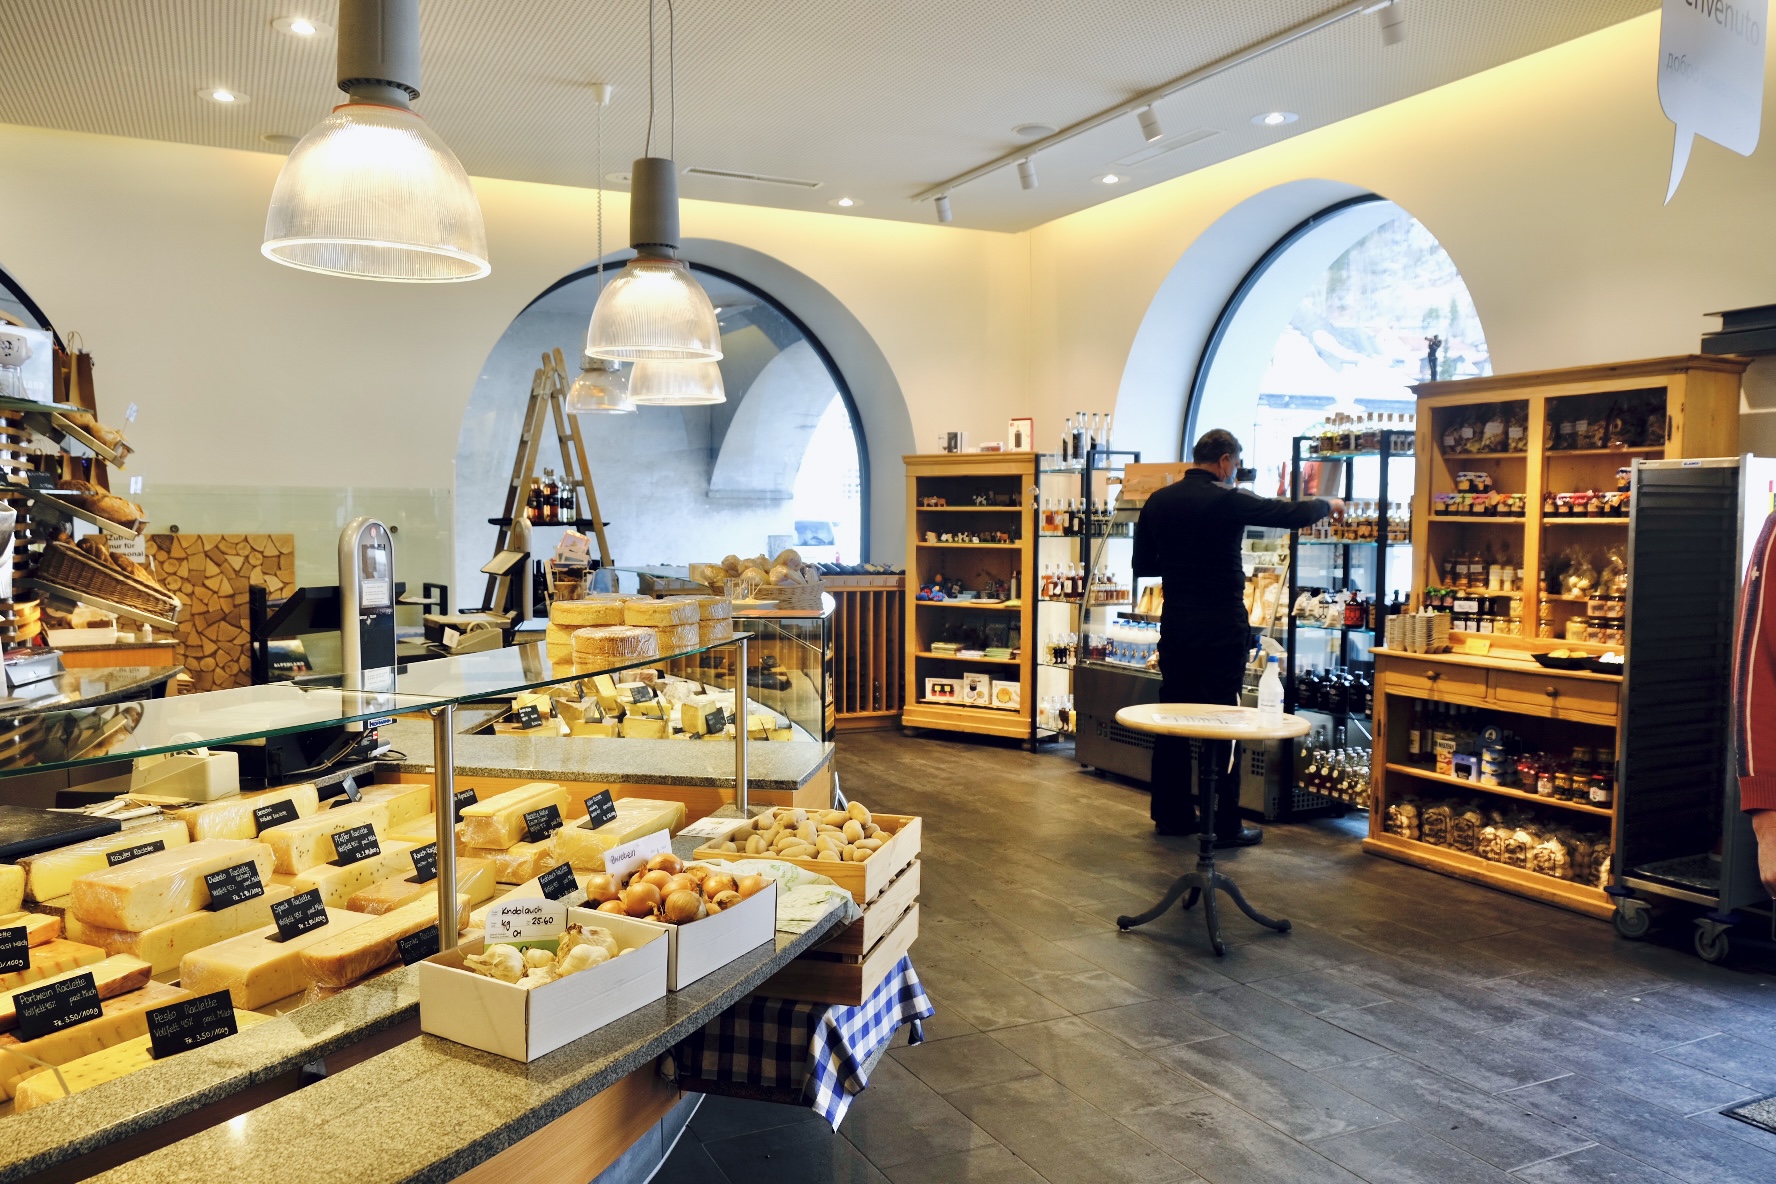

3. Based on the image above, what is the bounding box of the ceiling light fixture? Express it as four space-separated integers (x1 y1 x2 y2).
261 133 301 148
1017 158 1038 190
200 87 247 104
934 194 953 224
272 15 330 37
588 0 722 367
628 359 726 406
1013 123 1056 139
1371 0 1406 45
1136 106 1164 142
828 197 859 208
1254 111 1298 126
1095 174 1124 185
261 0 488 281
569 83 635 415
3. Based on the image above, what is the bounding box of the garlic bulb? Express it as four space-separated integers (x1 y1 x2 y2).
554 943 608 976
517 968 557 990
523 947 556 969
464 944 526 984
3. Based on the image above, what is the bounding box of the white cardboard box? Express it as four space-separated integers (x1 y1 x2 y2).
418 908 668 1062
631 878 777 991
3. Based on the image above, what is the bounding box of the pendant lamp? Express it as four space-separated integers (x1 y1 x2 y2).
587 1 721 362
628 359 725 406
567 356 636 414
262 0 489 281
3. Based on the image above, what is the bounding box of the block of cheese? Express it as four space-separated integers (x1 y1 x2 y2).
166 783 322 841
357 783 432 829
283 841 419 908
18 819 193 903
263 800 395 874
551 798 686 872
0 912 61 948
572 626 660 672
621 717 669 740
457 782 571 849
180 908 381 1010
699 618 735 645
573 721 622 738
346 857 494 915
0 955 153 1032
552 596 630 627
13 1010 271 1112
0 940 105 993
692 595 733 621
0 980 190 1098
28 897 70 923
65 885 294 975
768 727 795 742
390 814 451 845
653 622 701 653
299 894 469 988
69 840 275 933
467 841 558 885
0 864 23 915
624 597 699 628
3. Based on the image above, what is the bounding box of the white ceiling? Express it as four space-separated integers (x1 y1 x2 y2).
0 0 1656 232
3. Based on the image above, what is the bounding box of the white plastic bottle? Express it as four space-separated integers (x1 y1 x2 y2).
1258 654 1285 722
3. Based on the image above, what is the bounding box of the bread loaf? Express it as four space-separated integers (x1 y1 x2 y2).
623 597 699 627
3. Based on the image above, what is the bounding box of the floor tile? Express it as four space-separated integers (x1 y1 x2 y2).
1080 998 1232 1051
1511 1144 1683 1184
1180 984 1389 1071
890 1031 1043 1095
915 954 1074 1031
881 1144 1048 1184
1313 1120 1516 1183
1658 1033 1776 1094
1329 955 1537 1031
1116 1091 1368 1184
1249 969 1391 1016
1324 1000 1567 1092
1147 1034 1395 1141
837 1057 997 1169
702 1119 891 1184
1489 1014 1749 1114
945 1075 1198 1183
654 1133 735 1184
688 1094 824 1143
987 1015 1209 1108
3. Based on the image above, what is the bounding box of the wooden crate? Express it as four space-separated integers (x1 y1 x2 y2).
816 860 919 958
761 903 920 1006
693 813 921 904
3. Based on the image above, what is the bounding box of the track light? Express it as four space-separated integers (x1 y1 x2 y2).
934 194 953 223
1017 158 1038 190
1375 1 1405 46
1136 105 1163 143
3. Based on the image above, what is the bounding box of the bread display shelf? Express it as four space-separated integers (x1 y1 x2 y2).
22 577 180 630
10 485 140 539
1364 832 1612 919
694 813 921 904
22 409 131 468
1384 763 1613 816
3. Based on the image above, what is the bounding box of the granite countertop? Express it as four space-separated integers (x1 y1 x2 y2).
85 911 846 1184
0 966 419 1183
382 716 832 791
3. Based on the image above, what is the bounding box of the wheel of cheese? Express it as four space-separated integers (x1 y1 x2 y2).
699 618 735 645
652 622 700 654
551 596 630 627
623 597 700 627
546 641 573 666
570 627 661 675
692 595 733 621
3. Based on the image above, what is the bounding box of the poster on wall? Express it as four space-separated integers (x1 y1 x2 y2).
1659 0 1767 203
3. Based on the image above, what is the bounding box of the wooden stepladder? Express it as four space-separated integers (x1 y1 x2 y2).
480 348 614 612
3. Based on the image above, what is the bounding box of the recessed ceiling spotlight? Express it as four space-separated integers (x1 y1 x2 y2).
828 197 861 208
1095 174 1124 185
1253 111 1298 127
199 87 248 104
261 133 301 148
1013 123 1056 139
272 15 330 37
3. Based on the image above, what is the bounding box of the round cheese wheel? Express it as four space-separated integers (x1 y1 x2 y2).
692 595 733 621
652 622 700 653
623 597 699 627
572 625 660 659
552 596 630 627
699 618 735 645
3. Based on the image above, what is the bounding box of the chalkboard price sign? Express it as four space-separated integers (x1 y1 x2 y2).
328 824 381 867
204 862 266 910
16 972 103 1041
268 890 328 942
538 862 579 901
147 991 238 1058
583 791 618 828
0 925 29 975
253 800 301 832
523 804 564 844
409 842 438 884
397 925 440 966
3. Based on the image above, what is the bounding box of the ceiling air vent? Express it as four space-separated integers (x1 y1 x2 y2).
682 166 822 189
1114 128 1219 168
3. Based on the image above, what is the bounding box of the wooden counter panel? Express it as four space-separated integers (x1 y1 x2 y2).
455 1067 679 1184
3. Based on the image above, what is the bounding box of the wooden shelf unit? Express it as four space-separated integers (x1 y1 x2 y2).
903 453 1038 743
1368 355 1746 918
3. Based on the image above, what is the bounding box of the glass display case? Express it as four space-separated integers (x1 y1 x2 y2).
734 597 835 742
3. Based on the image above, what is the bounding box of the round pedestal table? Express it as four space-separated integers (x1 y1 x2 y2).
1113 703 1311 956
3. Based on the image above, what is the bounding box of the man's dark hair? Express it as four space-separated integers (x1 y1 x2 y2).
1192 429 1243 465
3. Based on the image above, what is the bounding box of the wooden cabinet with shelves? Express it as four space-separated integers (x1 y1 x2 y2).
902 453 1038 743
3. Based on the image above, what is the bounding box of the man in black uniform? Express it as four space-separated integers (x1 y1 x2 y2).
1132 429 1341 843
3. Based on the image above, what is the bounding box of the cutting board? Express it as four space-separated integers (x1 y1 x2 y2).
0 806 120 860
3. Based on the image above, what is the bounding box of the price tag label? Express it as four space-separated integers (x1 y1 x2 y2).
105 838 165 867
625 684 657 704
268 890 328 942
0 925 29 975
339 776 363 803
603 830 672 884
452 788 477 823
148 990 237 1059
676 815 741 842
254 800 301 832
704 706 728 736
16 972 103 1041
204 862 265 910
397 926 440 966
1452 599 1481 614
514 704 544 729
328 824 381 867
583 791 618 828
1462 638 1493 656
107 533 147 561
538 862 579 901
484 899 567 945
409 842 438 884
523 804 564 843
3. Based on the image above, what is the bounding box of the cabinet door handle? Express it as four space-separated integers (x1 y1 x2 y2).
1424 671 1440 682
1545 686 1559 699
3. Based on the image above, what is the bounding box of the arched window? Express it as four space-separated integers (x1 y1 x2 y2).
454 261 867 596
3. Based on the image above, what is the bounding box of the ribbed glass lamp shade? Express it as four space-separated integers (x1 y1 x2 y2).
587 258 722 361
262 102 489 282
628 359 726 406
566 358 635 414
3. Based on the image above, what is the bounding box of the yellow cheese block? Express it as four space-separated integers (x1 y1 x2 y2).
0 980 191 1098
65 885 295 975
651 622 700 653
299 894 470 988
18 819 193 903
166 784 321 841
357 783 432 828
0 955 152 1032
282 841 419 908
263 800 395 875
573 721 622 738
345 858 495 915
0 865 23 915
180 908 381 1010
551 596 630 627
457 782 571 849
389 814 467 848
692 595 732 621
467 841 557 885
699 618 735 645
624 597 699 627
621 717 669 740
69 840 276 932
13 1010 271 1112
550 798 687 871
0 939 105 993
0 911 61 948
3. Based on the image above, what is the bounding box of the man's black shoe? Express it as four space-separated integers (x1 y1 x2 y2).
1216 825 1264 848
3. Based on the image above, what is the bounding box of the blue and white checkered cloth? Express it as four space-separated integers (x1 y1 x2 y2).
664 955 932 1128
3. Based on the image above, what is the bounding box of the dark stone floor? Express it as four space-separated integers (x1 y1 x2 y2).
658 729 1776 1183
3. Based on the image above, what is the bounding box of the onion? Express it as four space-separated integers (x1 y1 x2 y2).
596 899 627 915
647 852 684 876
663 889 703 924
684 864 710 884
735 874 768 899
621 883 661 917
662 873 698 897
583 873 619 903
702 872 738 899
640 869 674 891
710 890 742 911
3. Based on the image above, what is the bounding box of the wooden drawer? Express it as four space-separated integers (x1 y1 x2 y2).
1488 670 1618 722
1378 658 1488 703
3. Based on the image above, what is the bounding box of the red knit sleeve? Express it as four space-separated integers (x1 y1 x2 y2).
1737 512 1776 811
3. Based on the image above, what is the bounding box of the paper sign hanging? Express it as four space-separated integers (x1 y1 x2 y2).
1659 0 1768 202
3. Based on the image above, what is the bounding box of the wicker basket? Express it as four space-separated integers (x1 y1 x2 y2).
38 541 180 620
750 580 825 611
